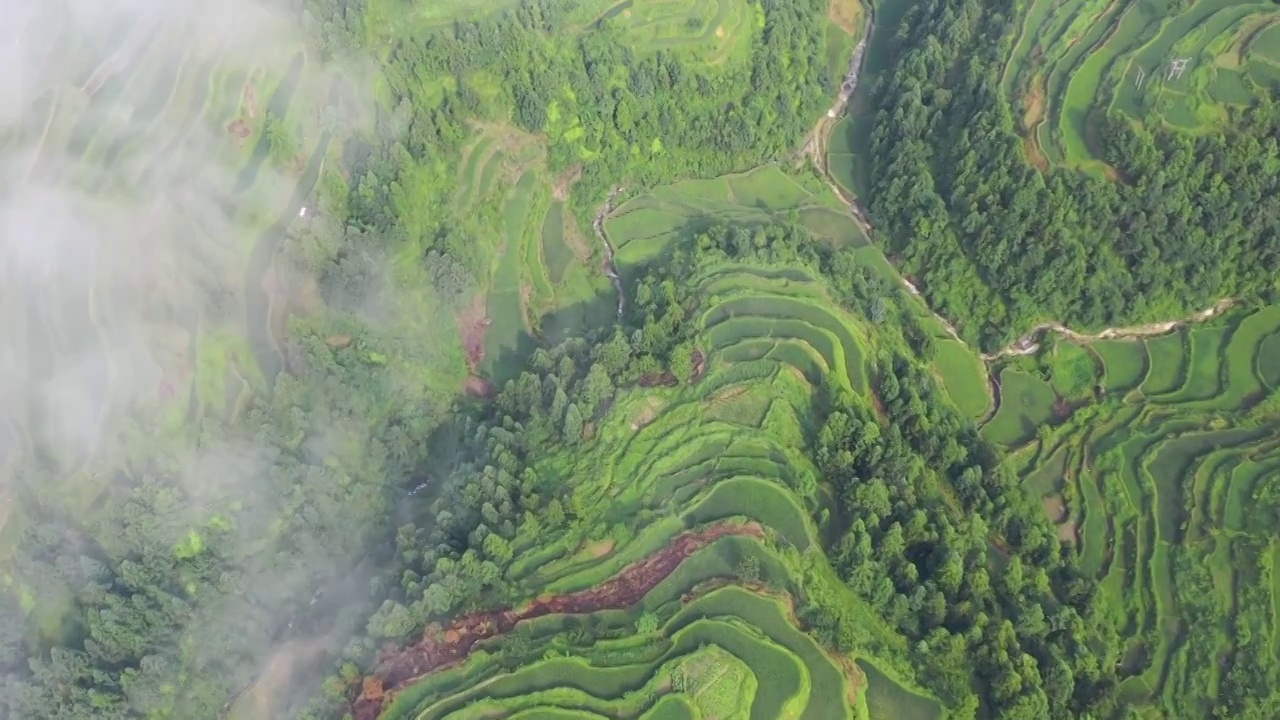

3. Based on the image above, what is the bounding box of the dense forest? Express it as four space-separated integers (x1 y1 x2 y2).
864 0 1280 350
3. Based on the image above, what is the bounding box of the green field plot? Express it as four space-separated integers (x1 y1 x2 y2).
1259 330 1280 388
683 477 812 551
858 660 943 720
798 208 868 248
542 201 576 284
933 339 991 418
983 369 1058 446
482 170 540 380
1141 331 1189 395
1049 342 1100 399
726 166 814 210
588 0 756 64
607 167 864 267
1094 339 1148 392
389 581 847 720
702 297 868 394
456 134 498 208
1152 324 1227 403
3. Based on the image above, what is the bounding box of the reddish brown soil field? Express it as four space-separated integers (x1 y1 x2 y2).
350 521 763 720
457 294 490 372
227 119 251 140
464 375 494 398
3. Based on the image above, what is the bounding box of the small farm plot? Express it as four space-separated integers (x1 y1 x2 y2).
541 201 576 284
482 170 541 381
1094 338 1149 393
933 339 992 418
983 368 1058 446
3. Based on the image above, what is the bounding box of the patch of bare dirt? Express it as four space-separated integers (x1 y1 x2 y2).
242 78 261 119
708 385 750 406
1024 136 1049 172
456 293 491 372
1043 493 1067 523
227 119 251 142
1058 521 1079 545
464 375 494 398
326 334 352 348
552 166 582 201
583 539 615 559
715 26 726 38
827 0 862 36
1021 77 1050 171
226 639 328 720
351 522 765 720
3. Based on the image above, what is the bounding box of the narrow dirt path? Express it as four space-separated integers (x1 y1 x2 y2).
593 187 626 319
806 16 1236 365
979 298 1235 361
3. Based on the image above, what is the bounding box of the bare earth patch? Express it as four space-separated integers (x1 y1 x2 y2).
1021 78 1049 171
227 640 328 720
707 385 749 407
715 26 726 38
630 397 665 431
1043 493 1067 523
1043 493 1079 544
551 165 582 201
583 538 616 559
456 292 490 372
563 209 594 263
1058 521 1079 545
828 0 862 36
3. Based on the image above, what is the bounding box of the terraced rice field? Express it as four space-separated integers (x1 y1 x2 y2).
354 248 944 720
990 305 1280 714
933 339 993 418
1004 0 1280 167
605 165 865 271
574 0 755 64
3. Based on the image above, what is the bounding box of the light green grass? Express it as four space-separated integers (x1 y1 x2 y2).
933 339 991 417
683 476 812 551
542 201 576 284
983 369 1058 446
482 170 540 380
1141 331 1188 395
1094 339 1148 392
858 659 943 720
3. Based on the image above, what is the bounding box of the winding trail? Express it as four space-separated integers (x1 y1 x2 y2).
806 16 1236 364
592 186 626 318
